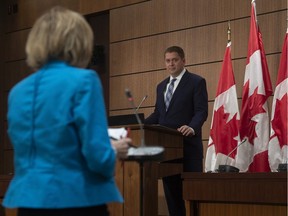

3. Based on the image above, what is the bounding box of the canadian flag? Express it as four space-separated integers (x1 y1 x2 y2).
205 41 240 172
268 30 288 172
236 0 273 172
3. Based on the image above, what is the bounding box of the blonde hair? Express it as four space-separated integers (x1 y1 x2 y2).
26 6 93 69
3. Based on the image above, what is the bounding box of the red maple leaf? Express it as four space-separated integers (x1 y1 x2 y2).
271 94 288 148
210 105 239 158
240 86 268 144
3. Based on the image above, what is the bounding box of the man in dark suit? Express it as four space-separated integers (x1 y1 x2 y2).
144 46 208 216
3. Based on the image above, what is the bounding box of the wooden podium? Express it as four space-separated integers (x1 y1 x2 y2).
109 124 183 216
182 172 287 216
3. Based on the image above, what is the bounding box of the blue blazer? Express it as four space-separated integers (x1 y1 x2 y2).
145 70 208 171
3 61 122 208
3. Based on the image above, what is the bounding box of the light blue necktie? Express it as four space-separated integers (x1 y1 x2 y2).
165 78 177 110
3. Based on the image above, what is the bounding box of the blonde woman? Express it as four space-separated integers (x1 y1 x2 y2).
3 6 130 216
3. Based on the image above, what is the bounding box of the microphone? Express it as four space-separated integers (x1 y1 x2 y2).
277 163 288 172
125 89 164 161
136 95 148 112
277 156 288 172
125 89 145 147
217 138 247 173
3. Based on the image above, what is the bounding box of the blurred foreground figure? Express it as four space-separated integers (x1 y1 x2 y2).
3 6 130 216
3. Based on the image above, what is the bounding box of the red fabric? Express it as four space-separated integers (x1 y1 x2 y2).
238 2 272 172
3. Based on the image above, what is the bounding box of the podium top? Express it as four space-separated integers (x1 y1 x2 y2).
121 124 182 136
108 113 144 126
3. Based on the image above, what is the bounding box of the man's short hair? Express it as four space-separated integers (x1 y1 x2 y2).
164 46 185 59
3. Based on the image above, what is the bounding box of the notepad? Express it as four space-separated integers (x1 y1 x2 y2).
108 127 128 140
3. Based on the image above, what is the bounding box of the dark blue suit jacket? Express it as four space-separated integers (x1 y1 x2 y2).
145 70 208 171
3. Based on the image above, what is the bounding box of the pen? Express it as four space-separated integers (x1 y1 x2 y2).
109 136 118 141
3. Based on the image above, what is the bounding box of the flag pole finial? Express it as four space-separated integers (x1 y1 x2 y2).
227 21 231 43
252 0 258 25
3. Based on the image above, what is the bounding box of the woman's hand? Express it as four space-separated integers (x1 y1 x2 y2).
111 137 132 159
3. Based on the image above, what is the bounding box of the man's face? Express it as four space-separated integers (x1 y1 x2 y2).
164 52 185 77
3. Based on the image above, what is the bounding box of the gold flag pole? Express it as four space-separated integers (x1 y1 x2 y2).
286 13 288 32
227 21 231 43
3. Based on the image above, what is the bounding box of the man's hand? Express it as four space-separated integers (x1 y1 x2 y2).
177 125 195 137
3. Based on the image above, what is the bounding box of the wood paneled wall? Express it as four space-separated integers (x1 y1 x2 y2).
1 0 285 173
4 0 79 33
0 0 286 215
79 0 148 15
0 0 149 174
0 1 5 175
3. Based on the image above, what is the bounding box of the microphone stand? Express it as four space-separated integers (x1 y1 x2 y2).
125 89 145 147
277 161 288 172
218 139 247 173
136 95 148 113
124 89 163 216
